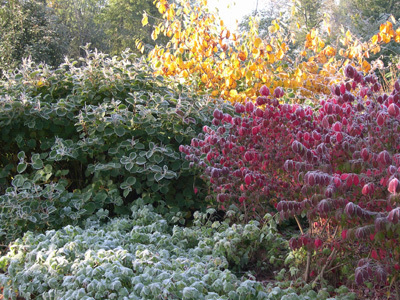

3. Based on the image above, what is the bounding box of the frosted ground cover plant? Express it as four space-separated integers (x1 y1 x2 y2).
0 203 354 300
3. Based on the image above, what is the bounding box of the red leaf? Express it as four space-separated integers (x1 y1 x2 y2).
314 239 323 248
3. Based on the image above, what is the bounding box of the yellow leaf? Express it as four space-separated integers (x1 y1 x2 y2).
229 89 238 97
383 33 391 43
345 30 352 41
269 25 277 34
371 35 378 44
158 3 167 14
311 29 317 39
142 13 148 26
238 51 247 61
380 23 387 33
254 37 262 48
276 49 284 60
362 60 371 72
233 69 242 80
296 22 300 29
246 70 252 80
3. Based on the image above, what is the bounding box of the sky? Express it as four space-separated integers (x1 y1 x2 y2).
207 0 260 32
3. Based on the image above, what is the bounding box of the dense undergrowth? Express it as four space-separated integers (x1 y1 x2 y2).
0 50 361 300
1 3 400 297
1 202 356 300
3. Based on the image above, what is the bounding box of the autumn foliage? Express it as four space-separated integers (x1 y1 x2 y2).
143 0 400 104
139 0 400 295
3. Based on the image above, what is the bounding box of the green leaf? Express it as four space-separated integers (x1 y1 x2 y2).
108 147 118 154
126 176 136 185
114 126 126 137
123 189 130 198
32 159 44 169
154 173 164 182
134 143 145 150
12 175 25 188
125 162 134 171
153 154 163 164
104 127 114 136
145 127 156 135
175 135 184 143
17 163 27 173
136 157 146 165
83 202 96 214
150 165 162 173
17 151 25 160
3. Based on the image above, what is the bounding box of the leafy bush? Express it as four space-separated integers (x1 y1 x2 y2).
180 86 315 219
278 65 400 293
0 50 232 244
0 203 304 300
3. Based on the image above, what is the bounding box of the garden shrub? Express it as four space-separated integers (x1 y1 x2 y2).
0 202 305 300
278 65 400 294
180 86 315 219
181 62 400 295
0 50 232 244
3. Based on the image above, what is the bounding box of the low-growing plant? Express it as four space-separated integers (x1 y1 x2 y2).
0 49 232 244
0 203 321 300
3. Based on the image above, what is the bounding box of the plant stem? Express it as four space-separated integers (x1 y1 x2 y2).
304 250 311 282
294 215 304 235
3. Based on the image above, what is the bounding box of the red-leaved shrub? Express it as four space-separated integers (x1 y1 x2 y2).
280 65 400 288
180 86 315 218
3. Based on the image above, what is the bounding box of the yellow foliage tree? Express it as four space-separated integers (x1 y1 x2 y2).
142 0 400 104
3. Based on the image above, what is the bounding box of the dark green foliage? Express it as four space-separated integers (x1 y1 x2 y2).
0 0 68 76
48 0 109 58
101 0 168 55
0 49 232 244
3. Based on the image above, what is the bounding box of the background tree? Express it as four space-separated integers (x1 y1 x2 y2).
290 0 325 46
0 0 68 76
101 0 167 55
329 0 400 68
47 0 108 58
239 0 291 39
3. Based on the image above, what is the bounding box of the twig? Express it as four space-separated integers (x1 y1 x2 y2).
294 215 304 235
312 248 338 287
326 262 346 274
